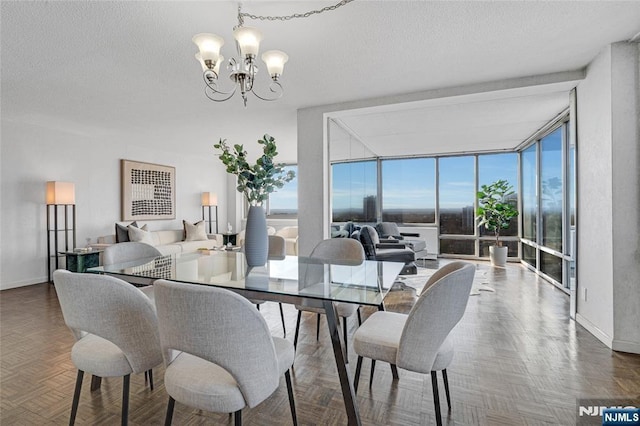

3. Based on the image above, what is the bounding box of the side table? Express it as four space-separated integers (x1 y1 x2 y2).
221 233 238 246
60 250 102 273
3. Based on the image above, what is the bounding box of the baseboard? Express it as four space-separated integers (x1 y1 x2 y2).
0 276 48 291
612 339 640 354
576 313 613 349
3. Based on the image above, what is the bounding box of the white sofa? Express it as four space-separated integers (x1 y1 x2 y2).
97 230 223 256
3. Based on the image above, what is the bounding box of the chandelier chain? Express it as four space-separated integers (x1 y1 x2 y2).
238 0 355 24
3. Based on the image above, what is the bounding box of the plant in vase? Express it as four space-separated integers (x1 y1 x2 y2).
214 134 295 266
476 179 519 266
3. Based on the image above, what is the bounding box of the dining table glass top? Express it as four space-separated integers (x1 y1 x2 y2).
87 250 405 307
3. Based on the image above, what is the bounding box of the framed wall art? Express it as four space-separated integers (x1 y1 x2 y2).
121 160 176 221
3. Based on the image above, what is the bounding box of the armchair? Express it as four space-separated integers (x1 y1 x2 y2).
275 226 298 255
354 225 417 275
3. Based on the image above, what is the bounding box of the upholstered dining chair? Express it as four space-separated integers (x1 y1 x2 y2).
352 261 475 426
53 270 163 426
153 280 297 426
293 238 366 360
251 235 287 336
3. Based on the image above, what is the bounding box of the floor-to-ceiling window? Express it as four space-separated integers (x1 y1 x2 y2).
519 118 572 291
438 156 475 255
521 144 538 267
478 152 519 258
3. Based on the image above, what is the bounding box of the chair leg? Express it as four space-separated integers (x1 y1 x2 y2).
369 360 376 388
390 364 399 380
442 369 451 411
279 303 287 338
90 374 102 391
342 317 348 361
354 356 363 393
69 370 84 425
234 409 242 426
316 313 321 341
164 396 175 426
293 311 302 350
357 308 362 326
121 374 130 426
148 369 154 391
284 370 298 425
430 371 442 426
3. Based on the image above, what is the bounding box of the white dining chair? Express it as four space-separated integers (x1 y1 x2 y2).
352 261 475 426
153 279 298 426
53 270 163 426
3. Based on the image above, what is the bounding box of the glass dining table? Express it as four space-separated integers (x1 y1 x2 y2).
88 250 404 425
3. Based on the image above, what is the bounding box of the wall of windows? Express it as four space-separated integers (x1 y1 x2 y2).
330 152 519 258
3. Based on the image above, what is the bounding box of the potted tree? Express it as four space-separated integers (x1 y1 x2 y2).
476 179 519 266
214 134 295 266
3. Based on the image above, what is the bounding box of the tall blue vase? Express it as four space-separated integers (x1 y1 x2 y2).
244 205 268 267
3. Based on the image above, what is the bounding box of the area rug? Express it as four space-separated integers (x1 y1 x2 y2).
392 260 495 296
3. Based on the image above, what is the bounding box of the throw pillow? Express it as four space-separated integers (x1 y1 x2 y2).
127 224 154 245
183 220 208 241
115 221 138 243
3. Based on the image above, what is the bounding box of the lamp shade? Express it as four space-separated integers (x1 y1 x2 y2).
233 26 262 57
261 50 288 77
192 33 224 63
46 181 75 205
201 192 218 206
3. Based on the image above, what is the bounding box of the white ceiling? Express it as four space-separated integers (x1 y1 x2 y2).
2 1 640 158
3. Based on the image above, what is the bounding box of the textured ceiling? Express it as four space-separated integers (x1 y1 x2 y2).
2 1 640 157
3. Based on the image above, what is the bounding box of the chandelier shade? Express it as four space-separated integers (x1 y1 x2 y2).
261 50 288 78
192 33 224 64
233 26 262 58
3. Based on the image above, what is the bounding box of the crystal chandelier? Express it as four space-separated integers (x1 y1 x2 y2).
192 1 354 107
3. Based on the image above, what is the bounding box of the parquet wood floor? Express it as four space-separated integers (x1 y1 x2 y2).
1 261 639 425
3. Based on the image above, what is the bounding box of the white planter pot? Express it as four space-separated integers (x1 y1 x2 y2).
489 245 508 267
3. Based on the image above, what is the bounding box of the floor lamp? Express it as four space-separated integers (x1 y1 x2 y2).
46 181 76 283
201 192 218 234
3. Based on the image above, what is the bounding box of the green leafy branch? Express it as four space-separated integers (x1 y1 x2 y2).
214 134 295 205
476 179 519 246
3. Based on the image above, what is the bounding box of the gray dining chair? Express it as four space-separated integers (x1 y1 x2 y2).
352 261 475 426
293 238 365 360
153 279 297 426
53 270 163 426
251 235 287 336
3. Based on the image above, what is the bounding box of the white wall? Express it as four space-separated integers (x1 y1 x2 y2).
576 41 640 353
0 119 228 289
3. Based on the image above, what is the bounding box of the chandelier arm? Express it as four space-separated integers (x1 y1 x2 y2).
204 85 237 102
250 80 284 102
202 72 236 96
